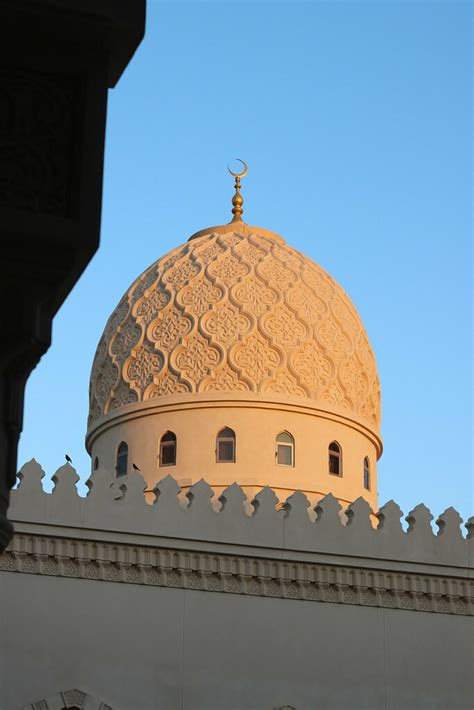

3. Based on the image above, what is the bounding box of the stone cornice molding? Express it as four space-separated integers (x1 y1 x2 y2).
9 461 473 570
2 531 472 617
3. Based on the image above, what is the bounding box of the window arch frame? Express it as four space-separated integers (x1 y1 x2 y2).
275 431 295 467
328 441 343 477
363 456 370 490
159 430 177 467
216 427 236 463
116 441 128 477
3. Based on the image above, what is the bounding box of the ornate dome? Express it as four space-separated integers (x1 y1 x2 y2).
88 222 381 435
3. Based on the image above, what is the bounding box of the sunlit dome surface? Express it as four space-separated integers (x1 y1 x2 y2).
88 221 381 437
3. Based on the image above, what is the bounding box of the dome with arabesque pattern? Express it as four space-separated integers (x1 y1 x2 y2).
88 223 381 435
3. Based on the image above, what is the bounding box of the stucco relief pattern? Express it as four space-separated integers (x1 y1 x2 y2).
88 230 381 428
2 536 471 617
23 688 112 710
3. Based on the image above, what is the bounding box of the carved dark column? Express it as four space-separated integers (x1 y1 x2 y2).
0 0 146 549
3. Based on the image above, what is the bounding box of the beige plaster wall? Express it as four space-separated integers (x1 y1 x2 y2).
90 398 379 509
4 463 472 709
1 572 471 710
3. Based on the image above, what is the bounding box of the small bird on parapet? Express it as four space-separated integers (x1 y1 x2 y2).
65 454 72 464
132 463 140 471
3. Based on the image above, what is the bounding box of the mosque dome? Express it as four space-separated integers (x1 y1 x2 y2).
88 222 380 433
86 168 382 508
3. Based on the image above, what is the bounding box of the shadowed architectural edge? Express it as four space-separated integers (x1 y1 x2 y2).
0 0 146 550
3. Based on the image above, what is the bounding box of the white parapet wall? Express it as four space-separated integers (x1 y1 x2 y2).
0 459 473 710
6 459 473 570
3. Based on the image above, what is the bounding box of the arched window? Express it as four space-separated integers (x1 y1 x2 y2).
216 427 236 463
363 456 370 490
160 431 177 466
116 441 128 477
276 431 294 466
93 456 99 471
328 441 342 476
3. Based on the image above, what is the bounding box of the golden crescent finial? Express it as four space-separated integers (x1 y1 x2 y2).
227 159 248 179
228 159 248 223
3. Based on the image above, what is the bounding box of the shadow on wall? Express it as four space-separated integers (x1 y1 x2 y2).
7 459 472 567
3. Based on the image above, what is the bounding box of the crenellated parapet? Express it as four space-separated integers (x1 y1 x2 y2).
7 459 473 569
2 459 472 618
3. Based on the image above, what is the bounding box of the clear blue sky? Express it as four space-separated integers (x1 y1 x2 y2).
19 0 472 521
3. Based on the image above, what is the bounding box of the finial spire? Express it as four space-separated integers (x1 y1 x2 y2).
227 159 248 223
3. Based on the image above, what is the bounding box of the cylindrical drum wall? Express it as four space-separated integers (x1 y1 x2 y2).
87 394 381 509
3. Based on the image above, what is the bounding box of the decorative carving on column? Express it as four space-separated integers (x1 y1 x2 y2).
0 69 79 216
